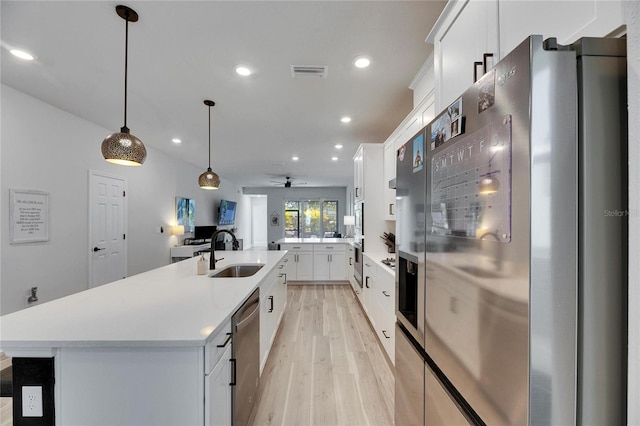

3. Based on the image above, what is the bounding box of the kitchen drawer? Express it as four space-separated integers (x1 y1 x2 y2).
313 244 346 252
204 318 232 373
280 244 312 252
377 268 395 317
377 313 395 364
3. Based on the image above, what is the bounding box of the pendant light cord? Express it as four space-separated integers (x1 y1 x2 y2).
208 105 212 169
123 13 129 130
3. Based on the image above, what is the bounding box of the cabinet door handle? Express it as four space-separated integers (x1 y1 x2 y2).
389 203 394 215
279 264 284 269
382 291 391 297
283 258 289 262
365 277 370 288
473 61 483 83
93 246 105 252
355 187 360 198
216 332 232 348
382 330 390 339
349 257 352 266
269 295 274 313
280 273 287 284
230 358 236 386
483 53 494 73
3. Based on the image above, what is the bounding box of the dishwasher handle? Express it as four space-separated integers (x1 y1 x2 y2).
234 299 260 333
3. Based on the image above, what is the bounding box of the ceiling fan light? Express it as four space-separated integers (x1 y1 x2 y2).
102 130 146 166
199 168 220 190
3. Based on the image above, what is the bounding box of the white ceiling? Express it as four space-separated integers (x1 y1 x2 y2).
1 1 446 188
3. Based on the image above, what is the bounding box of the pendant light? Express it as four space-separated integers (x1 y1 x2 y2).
101 5 147 166
198 100 220 190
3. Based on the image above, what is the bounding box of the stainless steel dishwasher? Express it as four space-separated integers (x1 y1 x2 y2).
232 288 260 425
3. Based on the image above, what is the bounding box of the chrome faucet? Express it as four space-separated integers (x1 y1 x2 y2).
210 229 239 269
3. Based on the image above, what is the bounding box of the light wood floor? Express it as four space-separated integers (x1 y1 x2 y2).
249 284 395 426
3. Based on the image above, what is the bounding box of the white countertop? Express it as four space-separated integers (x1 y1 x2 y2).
363 252 396 276
0 250 286 350
276 237 353 244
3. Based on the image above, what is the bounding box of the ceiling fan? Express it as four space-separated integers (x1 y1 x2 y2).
270 175 307 188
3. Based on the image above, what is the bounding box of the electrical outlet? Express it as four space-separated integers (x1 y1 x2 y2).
22 385 43 417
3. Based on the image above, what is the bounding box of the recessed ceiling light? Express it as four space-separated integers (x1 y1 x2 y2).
10 49 35 61
340 116 351 123
172 138 182 144
334 144 343 149
331 157 338 161
236 66 251 76
354 56 370 69
292 156 299 161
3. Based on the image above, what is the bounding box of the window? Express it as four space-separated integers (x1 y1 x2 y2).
284 200 338 238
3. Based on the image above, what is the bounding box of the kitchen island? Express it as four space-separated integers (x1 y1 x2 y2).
0 250 286 425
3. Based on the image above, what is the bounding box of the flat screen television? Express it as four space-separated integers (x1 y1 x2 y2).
218 200 237 226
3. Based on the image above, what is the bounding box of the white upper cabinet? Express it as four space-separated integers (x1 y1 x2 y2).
499 1 625 58
427 0 625 112
383 141 397 221
428 0 499 111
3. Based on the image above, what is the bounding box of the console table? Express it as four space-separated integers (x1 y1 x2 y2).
170 243 210 262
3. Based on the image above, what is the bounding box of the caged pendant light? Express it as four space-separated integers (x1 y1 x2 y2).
101 5 147 166
198 100 220 190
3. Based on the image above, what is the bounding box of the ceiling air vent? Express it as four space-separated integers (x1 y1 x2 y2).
290 65 328 79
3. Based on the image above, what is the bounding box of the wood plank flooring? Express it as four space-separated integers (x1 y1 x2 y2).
250 284 395 426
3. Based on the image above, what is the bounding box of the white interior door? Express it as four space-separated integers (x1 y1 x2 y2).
89 171 127 287
251 196 268 248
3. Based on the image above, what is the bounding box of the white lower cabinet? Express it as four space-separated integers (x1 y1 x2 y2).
260 262 288 372
361 254 395 364
205 318 233 426
205 343 232 426
313 244 346 281
280 245 314 281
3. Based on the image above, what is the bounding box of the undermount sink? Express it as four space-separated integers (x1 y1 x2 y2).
456 265 505 279
209 264 264 278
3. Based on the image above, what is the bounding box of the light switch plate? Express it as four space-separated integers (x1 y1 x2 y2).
22 385 43 417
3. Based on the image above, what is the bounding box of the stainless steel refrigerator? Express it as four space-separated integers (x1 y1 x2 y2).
395 35 627 425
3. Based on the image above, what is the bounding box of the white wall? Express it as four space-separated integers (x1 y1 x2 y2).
0 85 247 315
243 186 347 245
626 1 639 423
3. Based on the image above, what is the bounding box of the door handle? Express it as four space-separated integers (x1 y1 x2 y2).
382 291 391 297
382 330 390 339
349 257 352 266
269 295 274 313
365 277 370 288
216 332 232 348
483 53 494 73
473 61 483 83
230 358 236 386
93 247 105 252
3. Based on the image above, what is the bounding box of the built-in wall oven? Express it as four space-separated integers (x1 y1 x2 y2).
353 241 363 288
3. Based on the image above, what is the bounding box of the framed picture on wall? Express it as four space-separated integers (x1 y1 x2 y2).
176 196 195 233
10 189 50 244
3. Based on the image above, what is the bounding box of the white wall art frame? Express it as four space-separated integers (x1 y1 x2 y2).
10 189 50 244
